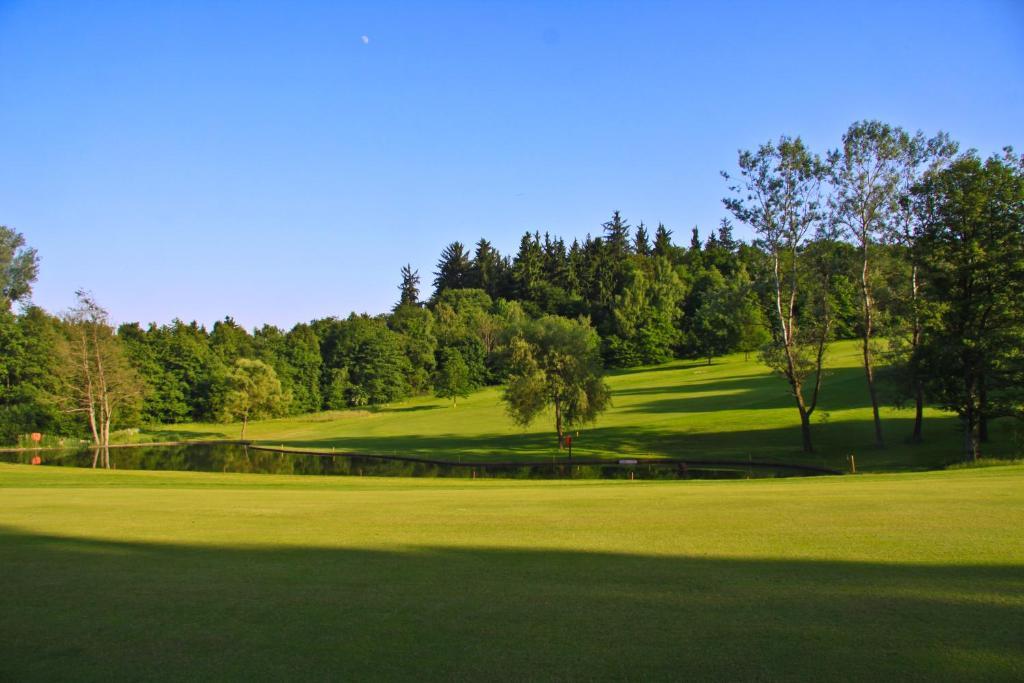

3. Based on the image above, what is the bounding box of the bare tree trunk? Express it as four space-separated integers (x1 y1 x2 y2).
979 375 989 443
860 240 884 448
102 412 112 468
909 264 924 442
798 407 814 454
963 370 980 462
911 384 924 442
76 327 101 446
92 324 110 450
555 399 563 450
773 250 819 454
240 413 248 441
963 413 980 462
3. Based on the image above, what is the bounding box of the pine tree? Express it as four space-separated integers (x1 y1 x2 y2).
653 223 674 257
469 239 505 297
512 232 544 302
633 222 651 256
396 264 421 308
717 218 737 252
602 211 631 258
432 242 472 298
689 226 702 252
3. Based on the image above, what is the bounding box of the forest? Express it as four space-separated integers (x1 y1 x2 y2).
1 121 1021 460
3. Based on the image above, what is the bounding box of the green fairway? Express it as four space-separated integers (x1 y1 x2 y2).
148 340 1019 472
1 463 1022 680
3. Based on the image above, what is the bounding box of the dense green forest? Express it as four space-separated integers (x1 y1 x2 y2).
2 121 1021 459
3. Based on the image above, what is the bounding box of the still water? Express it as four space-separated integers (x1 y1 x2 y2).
0 443 830 479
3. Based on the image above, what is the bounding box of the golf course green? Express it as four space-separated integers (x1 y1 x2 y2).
2 463 1022 680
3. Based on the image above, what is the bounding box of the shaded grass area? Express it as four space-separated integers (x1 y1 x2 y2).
4 532 1022 681
150 341 1021 471
2 464 1023 680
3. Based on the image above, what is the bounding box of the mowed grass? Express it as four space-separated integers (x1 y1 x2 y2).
151 340 1021 472
2 463 1022 680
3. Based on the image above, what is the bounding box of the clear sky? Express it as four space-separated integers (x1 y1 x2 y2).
1 1 1021 329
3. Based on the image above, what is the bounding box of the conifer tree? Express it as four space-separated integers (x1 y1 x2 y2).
652 223 674 258
396 264 421 308
432 241 472 297
469 239 505 297
717 218 737 252
603 211 632 258
633 222 651 256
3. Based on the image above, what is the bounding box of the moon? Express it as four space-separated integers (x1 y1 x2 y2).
360 35 370 44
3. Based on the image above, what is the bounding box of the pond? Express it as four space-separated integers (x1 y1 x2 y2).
0 443 837 479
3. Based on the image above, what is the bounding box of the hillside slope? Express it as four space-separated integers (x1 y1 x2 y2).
152 340 1019 471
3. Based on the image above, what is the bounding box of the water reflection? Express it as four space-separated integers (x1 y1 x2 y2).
0 443 828 479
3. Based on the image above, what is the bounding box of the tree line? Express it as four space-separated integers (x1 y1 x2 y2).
0 120 1020 460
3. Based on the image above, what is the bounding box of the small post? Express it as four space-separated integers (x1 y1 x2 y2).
848 454 857 474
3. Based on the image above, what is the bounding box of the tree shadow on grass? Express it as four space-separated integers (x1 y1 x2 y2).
384 405 444 414
606 361 710 377
277 413 1010 472
142 428 231 441
612 372 776 397
1 526 1021 681
615 366 872 415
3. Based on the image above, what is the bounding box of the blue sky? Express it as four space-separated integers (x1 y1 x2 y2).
1 0 1021 328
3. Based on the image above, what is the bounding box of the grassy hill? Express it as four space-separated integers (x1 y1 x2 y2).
150 340 1019 472
2 462 1022 680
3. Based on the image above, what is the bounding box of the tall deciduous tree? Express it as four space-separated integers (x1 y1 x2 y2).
829 120 908 448
60 291 144 466
888 131 958 442
0 226 39 310
915 149 1024 461
503 315 611 449
724 136 832 453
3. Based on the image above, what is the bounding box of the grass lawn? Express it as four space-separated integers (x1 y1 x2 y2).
2 463 1023 680
148 340 1021 472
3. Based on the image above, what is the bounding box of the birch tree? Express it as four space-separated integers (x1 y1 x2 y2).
828 121 907 448
888 131 958 442
60 291 143 467
723 136 832 453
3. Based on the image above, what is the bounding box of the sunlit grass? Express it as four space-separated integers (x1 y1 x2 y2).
150 340 1019 472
